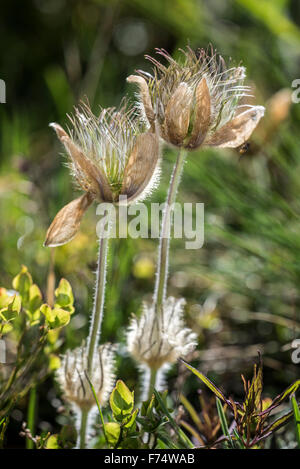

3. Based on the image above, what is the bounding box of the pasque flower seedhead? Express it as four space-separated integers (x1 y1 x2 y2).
127 296 197 370
127 46 264 150
56 343 116 411
45 101 160 247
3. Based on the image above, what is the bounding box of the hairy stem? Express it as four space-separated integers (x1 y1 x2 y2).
26 386 37 449
79 218 110 448
78 409 89 449
147 367 157 401
87 233 110 373
154 148 187 314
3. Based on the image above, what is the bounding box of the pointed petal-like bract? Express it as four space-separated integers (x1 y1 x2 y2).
44 192 94 247
62 135 114 201
205 106 265 148
49 122 68 139
187 77 211 149
50 122 113 201
127 75 156 129
165 82 192 146
121 132 160 203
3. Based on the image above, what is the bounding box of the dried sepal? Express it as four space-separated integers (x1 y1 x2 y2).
205 106 265 148
165 83 192 146
49 122 68 140
127 75 155 129
121 131 160 203
44 192 94 247
187 77 211 149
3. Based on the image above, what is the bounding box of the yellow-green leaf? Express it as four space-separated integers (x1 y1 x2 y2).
28 284 42 317
104 422 120 447
45 434 60 449
110 380 134 421
49 354 61 371
55 279 74 313
12 265 32 302
41 304 70 329
0 294 21 322
123 408 138 429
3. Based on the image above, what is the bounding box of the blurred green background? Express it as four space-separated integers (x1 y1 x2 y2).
1 0 300 447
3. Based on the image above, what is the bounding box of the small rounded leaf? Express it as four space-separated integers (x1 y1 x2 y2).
104 422 121 447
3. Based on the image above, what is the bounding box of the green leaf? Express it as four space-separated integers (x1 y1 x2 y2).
26 284 42 324
58 425 77 449
84 370 108 445
180 393 203 431
153 389 194 449
124 408 138 429
45 434 60 449
119 437 141 449
104 422 121 447
216 398 230 437
12 265 32 303
0 294 21 335
41 304 70 329
0 288 12 309
261 379 300 415
0 294 21 320
180 358 228 404
216 397 234 449
244 360 263 416
141 394 155 418
261 409 294 437
55 279 74 313
49 354 61 371
291 395 300 449
110 380 134 421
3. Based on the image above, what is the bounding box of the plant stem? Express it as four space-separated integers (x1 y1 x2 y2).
78 409 89 449
26 386 37 449
87 232 110 373
145 149 187 402
46 248 55 307
147 367 157 401
79 217 111 448
153 148 187 314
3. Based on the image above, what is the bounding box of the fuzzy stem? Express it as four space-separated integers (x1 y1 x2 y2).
26 386 37 449
79 216 111 448
153 148 187 314
147 367 157 401
86 231 110 373
78 409 89 449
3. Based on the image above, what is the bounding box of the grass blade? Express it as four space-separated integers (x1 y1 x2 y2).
180 359 228 404
291 395 300 449
153 389 194 449
84 371 108 445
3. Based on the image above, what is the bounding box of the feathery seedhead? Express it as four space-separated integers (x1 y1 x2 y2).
127 296 197 370
56 343 116 411
127 46 264 150
45 101 160 247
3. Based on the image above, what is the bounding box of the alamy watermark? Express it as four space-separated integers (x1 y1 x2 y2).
0 79 6 103
0 339 6 364
95 198 204 250
291 339 300 364
292 79 300 103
